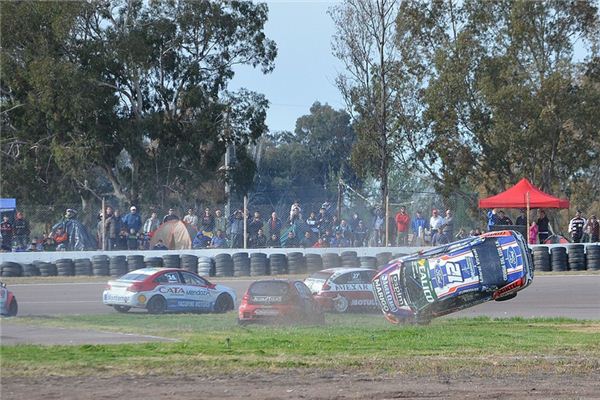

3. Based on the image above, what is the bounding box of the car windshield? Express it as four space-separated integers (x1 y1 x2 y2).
249 281 290 296
401 262 432 311
118 272 152 282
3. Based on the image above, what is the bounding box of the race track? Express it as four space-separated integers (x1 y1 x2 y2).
8 275 600 319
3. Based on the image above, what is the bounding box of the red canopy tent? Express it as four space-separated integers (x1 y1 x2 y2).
478 178 570 209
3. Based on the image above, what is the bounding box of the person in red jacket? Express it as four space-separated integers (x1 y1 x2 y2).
395 206 410 246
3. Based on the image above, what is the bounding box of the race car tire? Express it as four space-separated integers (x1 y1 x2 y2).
332 295 349 313
495 292 517 302
214 294 234 313
146 295 167 314
114 305 131 313
1 262 23 277
7 298 18 317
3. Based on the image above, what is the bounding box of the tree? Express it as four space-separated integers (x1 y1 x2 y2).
330 0 403 207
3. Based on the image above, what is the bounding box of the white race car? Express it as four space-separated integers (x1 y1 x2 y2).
0 281 18 316
103 268 236 314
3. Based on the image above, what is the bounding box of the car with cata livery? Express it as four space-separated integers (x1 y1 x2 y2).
372 230 533 324
0 281 18 316
103 268 236 314
304 268 378 313
238 279 324 325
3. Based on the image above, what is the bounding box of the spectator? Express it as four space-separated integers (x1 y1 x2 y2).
395 206 410 246
247 211 263 242
335 218 351 239
153 239 168 250
515 209 527 226
51 226 68 250
214 209 228 236
210 229 228 248
331 215 340 232
122 206 142 234
289 200 302 222
353 220 369 247
440 209 455 244
371 207 385 246
312 236 328 248
536 210 552 243
487 208 499 231
349 212 361 234
163 208 179 223
267 233 280 248
330 231 350 248
118 226 129 250
13 211 30 250
199 208 214 234
317 207 331 234
192 231 211 249
127 229 139 250
284 231 298 248
266 211 283 239
300 231 315 248
411 211 428 246
455 228 467 240
1 215 13 251
306 211 319 238
585 215 599 242
251 228 268 248
568 210 586 243
229 210 244 248
322 228 334 244
497 210 513 225
429 209 444 245
103 206 119 250
183 208 198 229
142 211 160 249
529 221 538 244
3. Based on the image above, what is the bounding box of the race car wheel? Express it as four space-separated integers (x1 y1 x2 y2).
7 299 18 317
113 305 131 313
332 295 349 313
495 293 517 302
214 294 234 313
147 296 166 314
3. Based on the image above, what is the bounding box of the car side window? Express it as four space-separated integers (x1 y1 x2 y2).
181 272 205 286
156 272 180 284
333 271 369 285
294 282 312 298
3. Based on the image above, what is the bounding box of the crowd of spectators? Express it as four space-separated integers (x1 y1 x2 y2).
1 202 599 252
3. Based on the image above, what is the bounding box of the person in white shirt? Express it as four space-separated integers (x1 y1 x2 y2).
429 209 444 245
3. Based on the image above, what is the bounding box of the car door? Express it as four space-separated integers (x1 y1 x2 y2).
179 271 214 311
154 271 186 311
294 281 317 315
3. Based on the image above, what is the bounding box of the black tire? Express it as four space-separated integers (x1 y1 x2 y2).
114 305 131 313
214 294 234 313
495 293 517 302
146 296 167 314
7 298 18 317
333 295 349 313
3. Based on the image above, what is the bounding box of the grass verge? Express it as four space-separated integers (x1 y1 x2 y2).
2 315 599 378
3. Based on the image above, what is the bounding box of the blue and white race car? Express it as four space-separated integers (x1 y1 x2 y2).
103 268 236 314
372 230 534 324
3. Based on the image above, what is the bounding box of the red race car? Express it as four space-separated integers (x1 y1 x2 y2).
0 281 18 317
304 268 378 313
238 279 324 325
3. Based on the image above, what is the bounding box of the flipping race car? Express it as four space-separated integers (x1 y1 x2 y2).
0 281 18 317
304 268 378 313
238 279 324 325
372 230 533 324
103 268 236 314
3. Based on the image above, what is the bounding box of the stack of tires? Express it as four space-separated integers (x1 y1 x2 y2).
162 254 181 269
37 261 58 277
92 255 109 276
567 245 586 271
322 253 341 269
233 252 251 277
341 251 360 268
22 263 41 277
376 252 393 270
180 254 198 273
55 259 75 277
250 253 268 276
269 253 287 275
214 254 233 277
109 256 128 277
144 257 163 268
1 262 22 277
287 252 306 274
126 255 145 272
550 247 567 272
359 256 377 269
74 258 93 276
305 253 323 273
197 256 213 276
586 245 600 271
532 246 550 272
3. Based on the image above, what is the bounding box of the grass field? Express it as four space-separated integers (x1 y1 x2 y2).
2 314 599 378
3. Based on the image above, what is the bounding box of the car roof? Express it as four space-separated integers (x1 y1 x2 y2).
320 267 374 273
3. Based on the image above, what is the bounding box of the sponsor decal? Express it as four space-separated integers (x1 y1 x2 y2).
380 274 399 312
390 273 405 306
350 299 377 306
506 247 518 269
252 295 282 303
158 286 185 294
332 283 372 292
104 293 129 303
186 289 210 296
495 242 508 281
373 278 390 312
175 300 209 308
417 259 435 303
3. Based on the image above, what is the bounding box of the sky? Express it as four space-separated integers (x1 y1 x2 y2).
230 1 345 133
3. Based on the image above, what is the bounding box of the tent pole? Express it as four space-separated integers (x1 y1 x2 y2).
526 192 530 245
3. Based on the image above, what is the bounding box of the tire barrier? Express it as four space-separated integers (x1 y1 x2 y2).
232 252 250 277
532 246 550 272
126 255 145 272
180 254 198 273
567 244 586 271
587 245 600 271
550 247 567 272
5 245 600 281
269 253 287 275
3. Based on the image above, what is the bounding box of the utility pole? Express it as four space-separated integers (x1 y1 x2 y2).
223 109 235 220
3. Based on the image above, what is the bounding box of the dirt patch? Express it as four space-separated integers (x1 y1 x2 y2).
2 371 599 400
